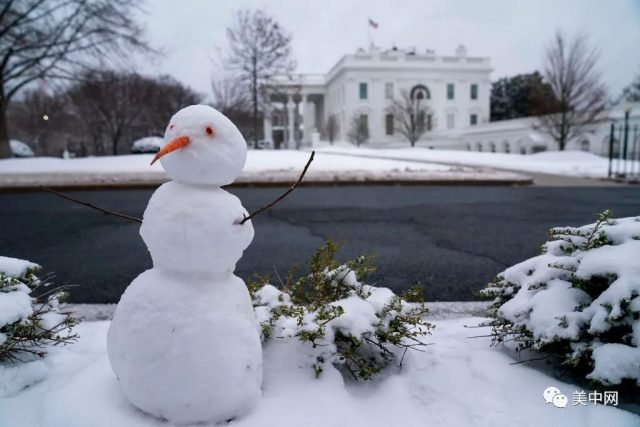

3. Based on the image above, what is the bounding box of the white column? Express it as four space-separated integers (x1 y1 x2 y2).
301 94 310 146
262 104 273 149
286 95 296 150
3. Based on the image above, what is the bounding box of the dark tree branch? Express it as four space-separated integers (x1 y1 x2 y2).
238 150 314 225
41 186 142 224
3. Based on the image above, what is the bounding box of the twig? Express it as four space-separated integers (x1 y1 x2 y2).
509 355 552 365
238 151 315 225
41 186 142 224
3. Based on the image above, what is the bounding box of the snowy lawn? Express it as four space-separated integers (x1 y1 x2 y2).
0 150 527 188
315 145 639 178
1 318 637 427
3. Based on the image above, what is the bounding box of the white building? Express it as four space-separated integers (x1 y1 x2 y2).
460 102 640 156
264 44 492 148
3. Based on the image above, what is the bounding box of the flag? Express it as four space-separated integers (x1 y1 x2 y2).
368 18 379 29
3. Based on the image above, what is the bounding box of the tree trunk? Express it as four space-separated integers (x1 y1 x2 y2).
252 58 258 144
0 100 12 158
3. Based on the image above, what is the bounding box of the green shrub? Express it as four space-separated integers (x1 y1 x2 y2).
480 211 640 390
249 241 433 381
0 257 78 362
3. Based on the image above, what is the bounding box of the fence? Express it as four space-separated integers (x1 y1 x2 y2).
608 113 640 180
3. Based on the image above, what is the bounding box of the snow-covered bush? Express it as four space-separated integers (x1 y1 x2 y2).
0 256 78 362
131 136 163 154
481 211 640 388
9 140 34 157
249 241 433 380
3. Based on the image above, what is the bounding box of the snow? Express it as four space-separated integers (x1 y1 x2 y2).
131 137 163 154
0 151 528 188
589 344 640 385
1 318 637 427
315 145 637 178
0 289 33 332
9 140 34 158
0 255 40 279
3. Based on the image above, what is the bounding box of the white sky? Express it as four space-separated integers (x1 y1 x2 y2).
139 0 640 100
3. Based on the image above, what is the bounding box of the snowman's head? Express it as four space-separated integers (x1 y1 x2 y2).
152 105 247 186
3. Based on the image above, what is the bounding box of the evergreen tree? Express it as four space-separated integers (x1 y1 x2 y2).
490 72 558 121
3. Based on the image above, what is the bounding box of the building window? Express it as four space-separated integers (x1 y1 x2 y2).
466 143 471 151
359 82 368 100
470 114 478 126
447 113 455 129
470 84 478 100
385 83 394 99
504 142 510 153
489 142 496 152
426 114 432 131
476 142 483 152
447 83 455 100
581 139 590 151
385 113 394 135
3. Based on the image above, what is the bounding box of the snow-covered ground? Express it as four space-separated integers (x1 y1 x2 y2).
0 150 528 188
1 318 637 427
315 144 638 178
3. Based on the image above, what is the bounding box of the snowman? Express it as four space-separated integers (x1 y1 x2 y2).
107 105 262 424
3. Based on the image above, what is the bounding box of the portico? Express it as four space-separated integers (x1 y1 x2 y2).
263 74 325 149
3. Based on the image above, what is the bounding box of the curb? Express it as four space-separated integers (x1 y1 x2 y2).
0 177 533 192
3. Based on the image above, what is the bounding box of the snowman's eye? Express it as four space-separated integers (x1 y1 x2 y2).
169 124 174 130
205 126 214 136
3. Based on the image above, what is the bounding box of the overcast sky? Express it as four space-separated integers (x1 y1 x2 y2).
140 0 640 99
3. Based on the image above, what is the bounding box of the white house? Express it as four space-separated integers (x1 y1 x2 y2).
264 44 492 148
264 46 638 159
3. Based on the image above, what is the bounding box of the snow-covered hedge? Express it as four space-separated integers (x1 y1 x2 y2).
131 136 163 154
9 140 34 158
0 256 77 362
481 211 640 387
250 242 433 380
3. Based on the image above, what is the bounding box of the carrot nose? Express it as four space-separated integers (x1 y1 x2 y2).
151 135 190 165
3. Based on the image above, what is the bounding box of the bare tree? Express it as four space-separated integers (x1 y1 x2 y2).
142 75 201 135
211 73 254 136
7 88 67 155
386 90 433 147
326 114 339 144
65 71 201 156
535 31 607 151
66 72 148 155
225 9 295 144
0 0 151 157
347 113 369 147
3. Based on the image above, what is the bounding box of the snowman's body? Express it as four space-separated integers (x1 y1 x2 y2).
107 106 262 424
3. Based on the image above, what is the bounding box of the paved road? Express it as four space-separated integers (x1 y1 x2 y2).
1 186 638 303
